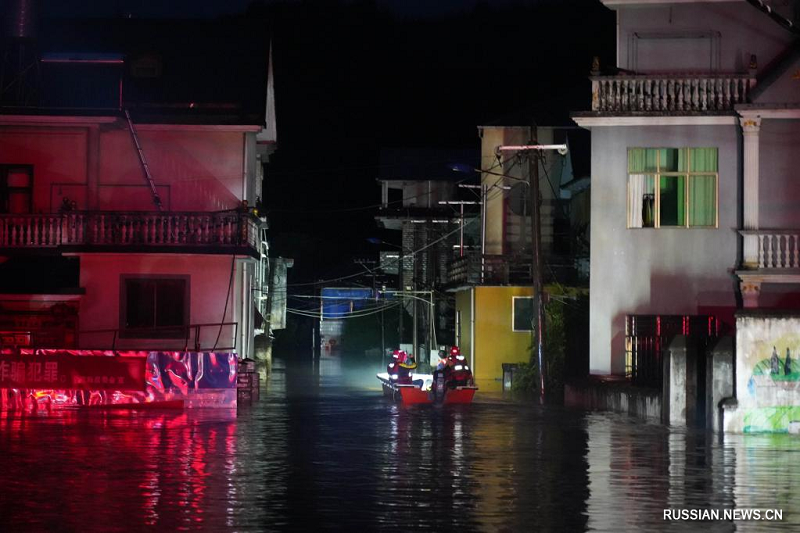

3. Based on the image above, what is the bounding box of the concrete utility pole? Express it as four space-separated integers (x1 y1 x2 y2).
398 244 404 344
412 293 418 360
497 137 567 404
529 133 546 404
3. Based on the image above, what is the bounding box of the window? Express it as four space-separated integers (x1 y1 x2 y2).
627 148 717 228
120 275 189 338
512 296 534 332
0 165 33 214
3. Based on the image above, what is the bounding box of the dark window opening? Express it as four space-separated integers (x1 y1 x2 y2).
388 187 403 206
513 296 534 332
121 276 189 338
0 165 33 214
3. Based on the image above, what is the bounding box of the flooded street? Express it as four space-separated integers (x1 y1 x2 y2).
1 356 799 532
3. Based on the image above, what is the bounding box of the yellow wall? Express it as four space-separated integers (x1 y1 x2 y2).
479 126 561 257
456 285 535 391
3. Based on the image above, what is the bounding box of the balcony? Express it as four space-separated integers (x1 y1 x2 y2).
590 74 754 114
739 230 800 270
448 252 532 286
0 211 263 256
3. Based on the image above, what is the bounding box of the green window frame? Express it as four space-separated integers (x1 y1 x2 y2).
627 148 718 229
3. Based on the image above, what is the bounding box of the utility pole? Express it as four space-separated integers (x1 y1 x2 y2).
398 243 404 346
529 129 546 404
412 290 418 362
480 183 487 283
429 292 435 364
497 138 567 405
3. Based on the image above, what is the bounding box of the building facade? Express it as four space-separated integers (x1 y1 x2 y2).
0 13 278 407
0 116 269 356
451 124 589 390
376 148 480 362
573 0 800 377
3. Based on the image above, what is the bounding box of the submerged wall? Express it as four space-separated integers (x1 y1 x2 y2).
565 378 661 422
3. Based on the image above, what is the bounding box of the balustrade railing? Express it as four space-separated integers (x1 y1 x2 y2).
591 75 754 113
740 230 800 270
448 253 532 285
0 211 261 251
0 214 64 247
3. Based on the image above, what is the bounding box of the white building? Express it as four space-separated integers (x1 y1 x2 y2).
573 0 800 375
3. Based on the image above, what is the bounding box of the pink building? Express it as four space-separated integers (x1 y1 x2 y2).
0 13 277 407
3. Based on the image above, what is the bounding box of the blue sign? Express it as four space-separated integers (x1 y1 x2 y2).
321 288 375 319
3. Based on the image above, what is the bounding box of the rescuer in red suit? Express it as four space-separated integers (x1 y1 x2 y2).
442 346 472 388
395 351 416 384
387 349 401 382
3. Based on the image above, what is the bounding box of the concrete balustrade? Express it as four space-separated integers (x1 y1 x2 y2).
591 75 754 113
0 211 261 251
739 230 800 269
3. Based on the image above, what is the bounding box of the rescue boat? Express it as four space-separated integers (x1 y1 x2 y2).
376 347 477 405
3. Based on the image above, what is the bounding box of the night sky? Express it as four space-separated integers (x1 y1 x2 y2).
42 0 615 284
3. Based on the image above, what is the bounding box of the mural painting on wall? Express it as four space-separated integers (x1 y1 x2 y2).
738 316 800 433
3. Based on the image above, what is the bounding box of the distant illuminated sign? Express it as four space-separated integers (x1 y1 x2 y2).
321 288 374 319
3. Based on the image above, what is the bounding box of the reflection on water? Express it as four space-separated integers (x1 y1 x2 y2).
0 356 799 531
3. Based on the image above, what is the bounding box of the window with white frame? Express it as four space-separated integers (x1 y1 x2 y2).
627 148 718 228
512 296 533 332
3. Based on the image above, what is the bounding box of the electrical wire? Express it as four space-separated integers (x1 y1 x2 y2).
287 301 401 319
267 155 516 288
284 217 477 287
213 254 237 351
265 154 515 214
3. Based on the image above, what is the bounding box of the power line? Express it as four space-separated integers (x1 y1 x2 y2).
265 154 515 215
287 301 401 319
285 217 477 287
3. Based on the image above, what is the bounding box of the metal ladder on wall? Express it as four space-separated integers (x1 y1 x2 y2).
124 109 163 211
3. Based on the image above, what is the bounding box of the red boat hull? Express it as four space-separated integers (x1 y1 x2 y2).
397 385 431 405
442 387 477 404
378 373 477 405
397 384 477 405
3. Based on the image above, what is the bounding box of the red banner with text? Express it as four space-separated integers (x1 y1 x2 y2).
0 353 146 391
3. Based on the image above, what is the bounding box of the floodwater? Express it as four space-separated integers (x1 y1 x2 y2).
1 357 799 532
